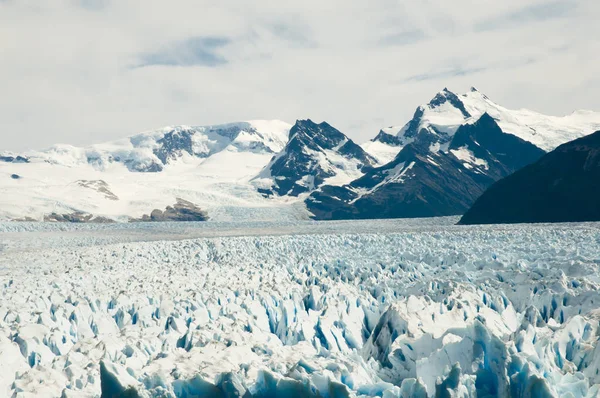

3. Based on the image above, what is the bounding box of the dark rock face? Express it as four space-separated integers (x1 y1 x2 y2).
448 113 545 176
372 130 405 146
154 130 195 164
401 106 426 139
0 155 29 163
428 88 471 118
460 130 600 225
258 120 376 196
307 114 545 220
307 144 484 220
134 198 209 222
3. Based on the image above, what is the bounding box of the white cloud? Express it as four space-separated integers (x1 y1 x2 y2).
0 0 598 150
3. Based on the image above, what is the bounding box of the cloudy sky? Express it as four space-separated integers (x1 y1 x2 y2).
1 0 599 151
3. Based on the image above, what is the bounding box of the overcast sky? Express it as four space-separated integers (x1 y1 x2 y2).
1 0 599 151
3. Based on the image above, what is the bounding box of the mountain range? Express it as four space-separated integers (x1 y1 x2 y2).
1 88 599 222
307 113 545 219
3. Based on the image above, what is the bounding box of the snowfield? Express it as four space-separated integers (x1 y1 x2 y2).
1 219 600 397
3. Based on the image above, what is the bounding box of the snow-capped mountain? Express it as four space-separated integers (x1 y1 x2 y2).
2 87 600 222
3 121 289 172
0 120 305 222
307 114 545 219
461 129 600 225
307 88 600 220
252 119 377 197
363 87 600 161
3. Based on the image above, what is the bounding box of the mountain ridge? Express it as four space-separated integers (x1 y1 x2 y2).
1 88 600 222
307 113 546 220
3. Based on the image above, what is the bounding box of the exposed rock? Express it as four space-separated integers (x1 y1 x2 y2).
44 212 115 223
254 119 377 197
119 123 284 173
154 129 195 164
448 113 545 176
76 180 119 201
429 88 471 118
372 130 405 146
133 198 209 222
12 216 37 222
0 155 29 163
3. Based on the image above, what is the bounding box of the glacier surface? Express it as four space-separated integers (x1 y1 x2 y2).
1 219 600 397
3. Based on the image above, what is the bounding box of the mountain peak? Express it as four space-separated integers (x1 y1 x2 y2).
295 118 315 126
430 88 454 103
290 119 342 143
474 112 496 125
427 89 471 118
292 119 337 133
254 120 376 197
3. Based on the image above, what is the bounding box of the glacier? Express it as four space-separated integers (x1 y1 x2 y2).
1 219 600 397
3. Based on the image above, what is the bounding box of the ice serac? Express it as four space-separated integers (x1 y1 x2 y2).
3 220 600 396
253 119 377 196
307 113 545 220
460 130 600 225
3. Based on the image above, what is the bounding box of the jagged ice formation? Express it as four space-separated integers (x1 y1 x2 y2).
0 220 600 397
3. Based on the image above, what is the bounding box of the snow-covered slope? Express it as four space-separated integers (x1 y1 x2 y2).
361 126 409 165
8 120 290 172
461 89 600 151
0 120 310 222
364 87 600 160
253 120 377 197
2 219 600 396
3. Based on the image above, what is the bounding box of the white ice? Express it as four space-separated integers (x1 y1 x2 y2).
1 219 600 397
